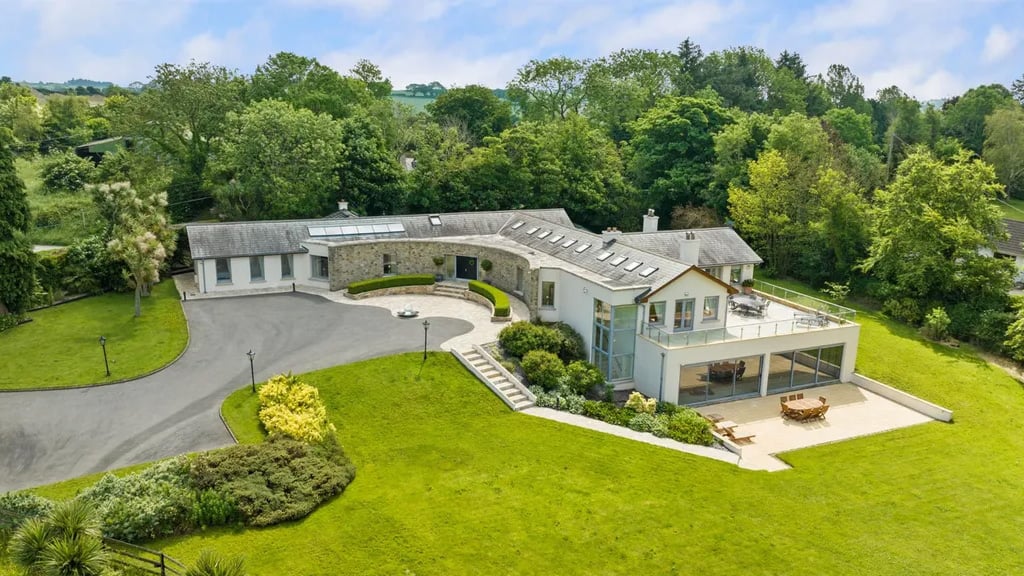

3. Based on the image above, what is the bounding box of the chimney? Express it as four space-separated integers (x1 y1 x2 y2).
337 200 349 211
642 208 659 233
679 231 701 265
601 227 622 242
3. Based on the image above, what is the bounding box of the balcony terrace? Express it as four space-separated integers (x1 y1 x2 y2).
641 281 857 349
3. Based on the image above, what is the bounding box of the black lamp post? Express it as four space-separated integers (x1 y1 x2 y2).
99 336 110 377
422 320 430 361
246 349 256 393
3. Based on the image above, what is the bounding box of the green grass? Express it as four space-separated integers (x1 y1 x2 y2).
996 196 1024 221
15 156 103 246
0 280 187 389
390 92 436 112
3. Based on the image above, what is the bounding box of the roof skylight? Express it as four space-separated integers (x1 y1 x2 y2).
561 239 577 248
526 227 539 235
624 261 642 272
511 221 525 229
537 230 552 239
549 234 564 243
575 243 591 254
429 215 442 226
638 266 658 277
609 256 627 266
596 251 613 261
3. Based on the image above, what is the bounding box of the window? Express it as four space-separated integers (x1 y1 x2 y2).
511 221 525 229
526 227 539 235
311 255 329 280
623 261 642 272
610 256 627 266
383 253 395 275
703 296 719 320
429 215 442 226
537 230 551 239
709 267 723 279
549 234 564 243
281 254 293 279
215 258 231 284
596 251 613 261
249 256 264 281
561 239 577 248
648 301 666 325
639 266 658 277
575 243 591 254
541 281 556 307
730 266 742 284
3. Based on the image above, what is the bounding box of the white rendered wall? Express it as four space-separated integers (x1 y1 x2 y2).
196 254 312 293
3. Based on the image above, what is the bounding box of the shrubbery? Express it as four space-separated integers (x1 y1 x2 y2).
562 360 605 396
498 321 563 358
468 279 510 316
346 274 435 294
40 151 95 194
521 350 565 390
190 435 355 527
922 307 951 341
624 391 656 414
258 372 336 443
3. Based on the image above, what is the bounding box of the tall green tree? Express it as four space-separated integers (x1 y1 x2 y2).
250 52 374 119
625 95 733 215
507 56 589 121
699 47 776 112
673 38 705 95
39 95 92 153
983 106 1024 198
349 59 393 100
860 148 1012 320
583 48 676 141
710 111 773 208
121 61 246 220
336 114 406 216
1012 73 1024 104
728 149 799 274
425 85 512 145
0 128 34 315
942 83 1016 153
213 99 345 220
403 123 470 213
823 107 877 151
823 64 870 113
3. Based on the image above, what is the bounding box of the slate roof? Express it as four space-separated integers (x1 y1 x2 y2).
995 218 1024 256
616 227 763 266
497 213 690 291
186 209 574 259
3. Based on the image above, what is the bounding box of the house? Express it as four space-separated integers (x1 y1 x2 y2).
980 218 1024 285
185 208 859 407
73 136 131 164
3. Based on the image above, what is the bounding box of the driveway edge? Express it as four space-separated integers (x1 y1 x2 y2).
0 299 193 394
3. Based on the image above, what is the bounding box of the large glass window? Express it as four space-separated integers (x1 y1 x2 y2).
767 345 845 392
674 299 695 331
249 256 264 281
703 296 719 320
215 258 231 283
281 254 293 279
541 281 555 307
592 300 635 381
680 355 763 406
648 301 666 325
311 255 329 280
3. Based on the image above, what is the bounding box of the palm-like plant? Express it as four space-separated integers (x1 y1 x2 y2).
185 550 247 576
47 500 102 541
9 517 53 568
9 499 108 576
37 536 107 576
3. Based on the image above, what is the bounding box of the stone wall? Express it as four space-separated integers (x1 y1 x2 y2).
328 239 540 315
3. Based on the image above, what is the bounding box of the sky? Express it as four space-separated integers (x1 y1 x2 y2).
3 0 1022 101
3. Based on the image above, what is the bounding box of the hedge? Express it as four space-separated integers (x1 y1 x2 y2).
469 280 510 317
347 274 435 294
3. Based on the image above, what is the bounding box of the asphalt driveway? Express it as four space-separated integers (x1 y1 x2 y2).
0 292 472 492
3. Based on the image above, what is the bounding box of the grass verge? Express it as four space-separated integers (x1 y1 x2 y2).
0 280 187 389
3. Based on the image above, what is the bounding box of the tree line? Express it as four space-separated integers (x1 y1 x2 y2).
3 41 1024 354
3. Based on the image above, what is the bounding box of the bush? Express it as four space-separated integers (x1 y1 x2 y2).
40 151 95 193
655 401 679 416
882 297 922 324
77 457 197 542
521 350 565 390
0 492 54 539
624 391 657 414
189 436 355 527
549 322 586 363
922 307 951 341
468 279 509 316
498 321 562 358
976 309 1014 352
628 413 667 435
258 373 336 443
346 274 435 294
561 360 605 396
662 409 714 446
192 489 240 528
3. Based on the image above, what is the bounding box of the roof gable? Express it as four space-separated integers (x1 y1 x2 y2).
641 266 739 302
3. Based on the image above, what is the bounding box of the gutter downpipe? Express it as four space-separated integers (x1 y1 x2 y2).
659 352 666 402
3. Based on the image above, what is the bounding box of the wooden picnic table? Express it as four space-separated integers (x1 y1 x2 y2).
782 398 827 421
784 398 822 411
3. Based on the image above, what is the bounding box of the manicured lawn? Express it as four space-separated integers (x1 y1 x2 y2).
0 280 187 389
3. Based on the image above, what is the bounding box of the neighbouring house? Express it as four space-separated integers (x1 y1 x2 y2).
186 207 859 407
979 218 1024 285
73 136 131 164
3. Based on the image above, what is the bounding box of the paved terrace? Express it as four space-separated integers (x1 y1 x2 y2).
695 383 935 471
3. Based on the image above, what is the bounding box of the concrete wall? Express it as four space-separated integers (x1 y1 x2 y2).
195 253 311 294
850 372 953 422
653 323 860 405
328 239 540 314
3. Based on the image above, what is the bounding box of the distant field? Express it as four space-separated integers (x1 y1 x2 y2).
390 91 437 111
997 197 1024 221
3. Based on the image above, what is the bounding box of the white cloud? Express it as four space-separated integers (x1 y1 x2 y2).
179 19 272 70
595 0 737 53
802 37 883 76
863 64 965 100
286 0 392 16
322 44 532 89
983 25 1018 63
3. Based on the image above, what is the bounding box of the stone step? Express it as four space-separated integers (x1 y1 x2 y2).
481 370 501 379
513 401 534 410
471 360 489 368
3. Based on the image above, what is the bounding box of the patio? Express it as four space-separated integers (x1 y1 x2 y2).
696 383 936 471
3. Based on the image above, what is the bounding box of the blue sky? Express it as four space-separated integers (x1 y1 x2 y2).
4 0 1022 100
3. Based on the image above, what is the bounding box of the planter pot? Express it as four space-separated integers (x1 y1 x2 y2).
742 286 753 295
434 274 444 282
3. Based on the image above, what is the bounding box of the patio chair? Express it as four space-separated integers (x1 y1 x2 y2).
788 394 797 401
727 428 756 443
819 396 827 405
819 405 830 419
796 393 804 400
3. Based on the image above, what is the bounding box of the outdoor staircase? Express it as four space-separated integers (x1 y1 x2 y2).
454 345 535 411
433 282 468 299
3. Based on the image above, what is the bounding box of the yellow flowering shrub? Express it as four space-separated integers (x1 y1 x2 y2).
624 391 657 415
257 373 336 443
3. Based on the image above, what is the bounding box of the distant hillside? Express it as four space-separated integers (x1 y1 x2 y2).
390 87 508 112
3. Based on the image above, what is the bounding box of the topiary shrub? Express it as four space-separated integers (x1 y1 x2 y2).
40 151 95 194
521 350 565 391
498 321 562 358
257 372 336 443
347 274 435 294
468 279 509 316
662 409 714 446
561 360 605 396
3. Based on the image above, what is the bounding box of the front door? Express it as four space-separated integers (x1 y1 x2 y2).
455 256 478 280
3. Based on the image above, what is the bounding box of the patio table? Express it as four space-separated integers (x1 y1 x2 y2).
731 295 767 316
783 398 824 420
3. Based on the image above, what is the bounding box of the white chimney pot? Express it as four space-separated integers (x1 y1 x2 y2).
642 208 659 233
337 200 349 211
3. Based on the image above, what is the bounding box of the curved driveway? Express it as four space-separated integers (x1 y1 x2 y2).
0 293 472 492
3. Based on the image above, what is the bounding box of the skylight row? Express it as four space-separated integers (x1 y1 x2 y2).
308 223 405 237
599 250 659 278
